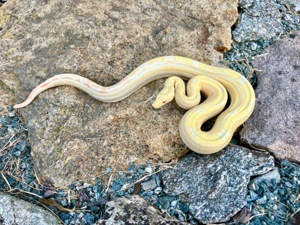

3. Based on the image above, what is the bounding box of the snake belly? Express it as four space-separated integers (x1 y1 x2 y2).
14 56 256 154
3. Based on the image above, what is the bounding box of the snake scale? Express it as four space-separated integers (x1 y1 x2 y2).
14 56 255 154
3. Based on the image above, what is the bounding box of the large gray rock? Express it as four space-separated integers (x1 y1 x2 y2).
233 0 300 42
0 192 63 225
95 195 188 225
0 0 239 186
161 145 274 224
240 31 300 162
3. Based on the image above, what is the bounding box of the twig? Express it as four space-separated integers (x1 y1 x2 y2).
0 134 18 152
33 168 42 185
290 208 300 218
3 172 41 192
254 50 269 58
105 173 114 193
8 188 42 198
39 198 76 213
1 172 12 190
37 199 66 225
248 212 267 222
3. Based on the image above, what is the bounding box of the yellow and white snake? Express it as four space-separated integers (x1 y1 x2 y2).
14 56 255 154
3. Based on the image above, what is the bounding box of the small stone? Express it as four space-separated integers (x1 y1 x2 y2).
68 184 75 190
13 151 21 157
285 182 293 188
233 207 252 224
92 186 98 193
250 168 281 187
178 202 189 213
278 188 286 196
248 182 257 191
256 196 267 205
250 42 258 50
250 190 259 201
83 183 92 188
106 168 112 173
154 187 162 195
60 213 69 221
0 107 3 111
77 212 84 218
157 196 176 211
146 191 154 196
144 166 153 174
171 200 178 207
177 214 185 222
141 179 157 191
83 213 95 224
7 106 14 111
90 206 100 212
8 112 15 117
60 199 68 207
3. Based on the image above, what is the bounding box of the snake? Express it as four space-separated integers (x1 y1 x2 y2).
14 56 255 154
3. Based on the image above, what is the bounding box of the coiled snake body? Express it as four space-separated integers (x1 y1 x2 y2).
14 56 255 154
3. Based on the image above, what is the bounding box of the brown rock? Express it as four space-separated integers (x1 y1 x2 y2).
241 31 300 162
95 195 188 225
0 0 238 186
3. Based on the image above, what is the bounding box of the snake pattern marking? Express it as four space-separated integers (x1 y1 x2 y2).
14 56 255 154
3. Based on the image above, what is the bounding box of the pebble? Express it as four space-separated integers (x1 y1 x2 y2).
250 190 259 201
7 106 14 111
77 212 84 218
154 187 162 195
8 112 15 117
83 183 92 188
171 200 178 207
144 166 153 173
106 167 112 172
285 182 293 188
141 179 157 191
256 196 267 205
83 213 94 224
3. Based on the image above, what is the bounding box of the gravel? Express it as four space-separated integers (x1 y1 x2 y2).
1 110 300 224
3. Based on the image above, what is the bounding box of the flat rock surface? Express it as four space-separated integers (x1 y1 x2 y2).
161 145 274 224
95 195 188 225
0 192 63 225
240 31 300 162
0 0 239 186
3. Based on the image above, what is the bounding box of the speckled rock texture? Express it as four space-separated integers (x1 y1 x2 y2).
0 192 63 225
95 195 189 225
161 145 274 224
240 31 300 162
0 0 239 186
233 0 300 42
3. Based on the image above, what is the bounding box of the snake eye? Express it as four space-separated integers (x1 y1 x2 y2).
163 100 166 104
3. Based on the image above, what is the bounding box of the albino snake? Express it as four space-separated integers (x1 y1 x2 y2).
14 56 255 154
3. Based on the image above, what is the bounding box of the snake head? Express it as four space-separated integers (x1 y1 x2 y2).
152 86 175 109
